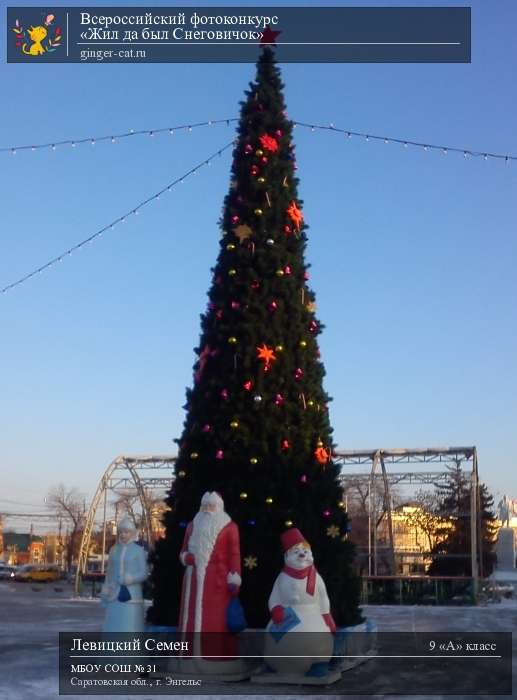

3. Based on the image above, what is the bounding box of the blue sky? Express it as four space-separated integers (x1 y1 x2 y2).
1 0 516 532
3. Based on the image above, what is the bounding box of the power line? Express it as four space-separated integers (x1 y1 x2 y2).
0 140 234 296
1 118 238 154
0 498 43 507
293 121 516 163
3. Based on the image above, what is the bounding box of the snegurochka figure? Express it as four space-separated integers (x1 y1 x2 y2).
100 516 148 632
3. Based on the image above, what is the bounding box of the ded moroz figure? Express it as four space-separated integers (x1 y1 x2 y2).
177 491 245 673
100 516 148 633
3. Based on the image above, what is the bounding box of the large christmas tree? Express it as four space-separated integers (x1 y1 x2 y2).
149 47 362 629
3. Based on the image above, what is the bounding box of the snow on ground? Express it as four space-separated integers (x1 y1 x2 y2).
0 580 515 700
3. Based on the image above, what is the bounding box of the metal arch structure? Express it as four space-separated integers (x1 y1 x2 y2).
335 447 480 592
76 448 482 595
75 455 176 595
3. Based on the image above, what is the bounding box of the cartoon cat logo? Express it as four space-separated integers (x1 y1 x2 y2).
12 14 61 56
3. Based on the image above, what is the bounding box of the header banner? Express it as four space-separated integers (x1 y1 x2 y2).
7 7 471 63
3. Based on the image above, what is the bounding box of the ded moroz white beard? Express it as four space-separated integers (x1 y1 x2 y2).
188 509 231 569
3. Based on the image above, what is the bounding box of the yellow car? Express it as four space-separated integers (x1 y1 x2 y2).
15 564 61 582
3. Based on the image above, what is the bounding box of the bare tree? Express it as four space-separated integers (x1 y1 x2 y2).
113 488 165 538
46 484 86 571
400 489 444 552
342 477 401 519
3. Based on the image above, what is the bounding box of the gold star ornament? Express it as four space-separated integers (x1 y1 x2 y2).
244 555 258 570
233 224 253 243
327 525 340 539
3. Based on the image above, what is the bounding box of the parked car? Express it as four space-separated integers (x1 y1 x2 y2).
15 564 61 582
0 564 17 580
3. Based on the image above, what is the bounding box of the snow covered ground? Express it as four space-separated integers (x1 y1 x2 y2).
0 580 515 700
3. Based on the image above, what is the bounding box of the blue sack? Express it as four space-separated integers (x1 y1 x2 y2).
226 597 247 633
117 585 131 602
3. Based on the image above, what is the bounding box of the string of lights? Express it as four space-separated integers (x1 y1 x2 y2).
292 120 517 163
2 116 515 163
0 140 235 295
1 118 238 155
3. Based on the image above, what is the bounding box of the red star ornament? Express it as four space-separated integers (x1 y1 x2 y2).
260 25 281 47
287 201 304 231
259 134 279 153
256 343 277 366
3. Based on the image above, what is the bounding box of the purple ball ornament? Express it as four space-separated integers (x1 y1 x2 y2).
231 215 240 225
274 393 285 406
244 144 253 154
294 368 304 381
221 388 229 400
268 300 278 312
216 450 224 460
202 424 211 433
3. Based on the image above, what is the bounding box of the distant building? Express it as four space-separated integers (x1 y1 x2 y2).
2 532 45 566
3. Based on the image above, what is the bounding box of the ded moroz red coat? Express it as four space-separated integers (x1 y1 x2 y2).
178 518 242 657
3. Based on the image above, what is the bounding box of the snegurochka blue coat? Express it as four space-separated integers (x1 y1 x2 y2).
101 541 148 633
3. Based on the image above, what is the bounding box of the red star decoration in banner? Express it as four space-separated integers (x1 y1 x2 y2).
260 25 282 47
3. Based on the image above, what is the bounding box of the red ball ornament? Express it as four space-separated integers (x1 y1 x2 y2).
231 301 240 310
261 156 268 164
216 450 224 460
274 393 285 406
215 309 223 320
202 424 211 433
284 265 292 276
243 380 253 391
284 225 292 235
244 144 253 154
275 129 283 138
304 272 310 281
221 388 229 400
251 280 260 290
268 301 278 312
263 363 272 373
309 320 318 333
251 165 259 176
294 368 304 381
281 439 290 451
231 215 239 225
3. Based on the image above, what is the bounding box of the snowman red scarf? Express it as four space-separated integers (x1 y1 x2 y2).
282 563 317 595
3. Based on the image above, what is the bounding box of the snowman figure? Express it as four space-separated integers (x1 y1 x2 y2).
264 528 336 679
